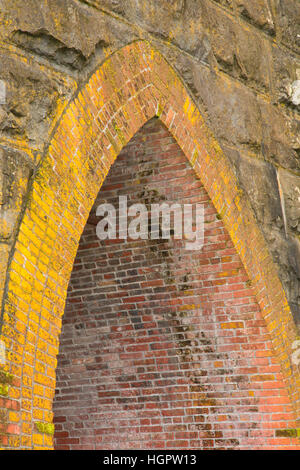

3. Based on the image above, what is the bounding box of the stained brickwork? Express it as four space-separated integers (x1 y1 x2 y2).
53 119 299 450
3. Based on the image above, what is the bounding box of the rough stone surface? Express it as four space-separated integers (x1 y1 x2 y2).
0 146 33 242
1 0 113 59
290 80 300 107
275 0 300 52
235 0 275 33
260 102 300 171
271 45 300 107
226 149 300 316
280 169 300 236
0 0 137 75
0 52 72 149
193 67 263 150
226 151 282 227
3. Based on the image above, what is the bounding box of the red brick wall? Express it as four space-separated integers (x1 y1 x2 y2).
53 118 299 450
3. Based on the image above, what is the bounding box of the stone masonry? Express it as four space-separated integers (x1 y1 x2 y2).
0 0 299 450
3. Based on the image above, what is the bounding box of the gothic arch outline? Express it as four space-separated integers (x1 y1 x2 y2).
0 40 299 448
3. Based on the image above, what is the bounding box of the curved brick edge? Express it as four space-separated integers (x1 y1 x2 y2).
0 40 299 449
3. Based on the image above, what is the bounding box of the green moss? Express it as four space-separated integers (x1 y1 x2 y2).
0 384 9 397
0 371 13 385
36 422 55 435
112 120 126 145
275 428 300 438
156 103 164 118
191 149 199 167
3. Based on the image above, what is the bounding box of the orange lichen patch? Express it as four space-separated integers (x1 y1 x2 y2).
220 322 244 329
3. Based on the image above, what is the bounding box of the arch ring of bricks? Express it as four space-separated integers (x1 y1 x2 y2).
0 40 299 449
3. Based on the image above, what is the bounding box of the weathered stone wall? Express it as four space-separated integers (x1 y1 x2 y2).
0 0 299 326
0 6 299 446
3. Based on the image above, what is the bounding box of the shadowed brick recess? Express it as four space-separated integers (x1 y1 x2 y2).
53 119 299 450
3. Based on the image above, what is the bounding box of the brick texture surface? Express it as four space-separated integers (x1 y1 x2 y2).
53 119 299 450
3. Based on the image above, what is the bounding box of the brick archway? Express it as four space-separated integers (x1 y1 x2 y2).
0 40 299 449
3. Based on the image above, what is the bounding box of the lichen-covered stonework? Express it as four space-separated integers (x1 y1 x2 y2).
0 0 299 449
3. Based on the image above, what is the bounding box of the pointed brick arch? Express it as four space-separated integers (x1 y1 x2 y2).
0 40 299 449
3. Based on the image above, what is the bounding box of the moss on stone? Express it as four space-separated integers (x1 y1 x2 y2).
0 371 13 385
275 428 300 438
156 103 164 118
35 422 55 436
0 384 9 396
